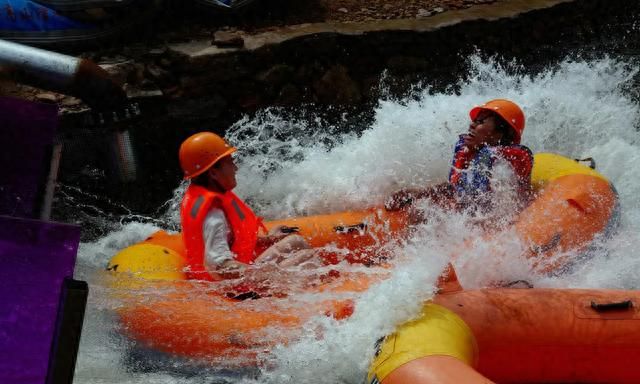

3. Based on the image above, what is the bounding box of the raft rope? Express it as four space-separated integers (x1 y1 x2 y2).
503 280 534 288
574 157 596 169
334 223 367 233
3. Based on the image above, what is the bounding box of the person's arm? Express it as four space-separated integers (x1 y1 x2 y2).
256 235 285 250
385 183 455 211
219 259 246 270
496 146 534 201
203 209 245 271
254 225 294 250
386 135 469 212
459 133 485 153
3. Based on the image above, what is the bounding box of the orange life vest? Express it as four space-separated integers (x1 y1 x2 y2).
181 184 265 280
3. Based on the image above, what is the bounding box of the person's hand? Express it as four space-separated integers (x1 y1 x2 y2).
461 133 483 152
218 259 246 278
385 189 417 211
255 226 290 251
255 251 284 265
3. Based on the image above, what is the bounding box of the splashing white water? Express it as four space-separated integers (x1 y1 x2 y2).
73 54 640 384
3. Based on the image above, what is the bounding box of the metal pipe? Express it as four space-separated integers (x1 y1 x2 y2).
110 129 138 182
0 39 127 109
0 39 79 88
40 140 63 221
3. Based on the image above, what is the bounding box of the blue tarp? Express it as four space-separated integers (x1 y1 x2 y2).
0 0 93 31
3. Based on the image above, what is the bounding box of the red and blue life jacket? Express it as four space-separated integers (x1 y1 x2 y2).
449 136 533 199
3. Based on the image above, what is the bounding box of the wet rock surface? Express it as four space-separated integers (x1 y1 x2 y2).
316 0 496 22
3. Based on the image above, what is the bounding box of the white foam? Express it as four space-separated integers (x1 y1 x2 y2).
74 54 640 384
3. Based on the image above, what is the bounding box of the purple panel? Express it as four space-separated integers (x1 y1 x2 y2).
0 96 59 218
0 215 80 384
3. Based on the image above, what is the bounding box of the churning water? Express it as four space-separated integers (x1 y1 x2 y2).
72 54 640 384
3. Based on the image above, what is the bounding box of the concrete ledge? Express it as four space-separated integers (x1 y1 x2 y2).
170 0 576 57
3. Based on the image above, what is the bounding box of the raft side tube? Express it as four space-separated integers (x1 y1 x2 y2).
369 289 640 384
367 303 478 384
515 173 617 273
530 152 609 189
518 153 618 273
264 208 408 252
441 289 640 383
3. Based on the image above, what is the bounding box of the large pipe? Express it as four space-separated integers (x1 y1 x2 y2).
0 39 127 109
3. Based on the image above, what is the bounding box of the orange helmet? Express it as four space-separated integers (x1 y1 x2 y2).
179 132 237 179
469 99 525 144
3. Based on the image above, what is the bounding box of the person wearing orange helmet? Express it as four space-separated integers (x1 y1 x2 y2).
179 132 313 281
386 99 533 218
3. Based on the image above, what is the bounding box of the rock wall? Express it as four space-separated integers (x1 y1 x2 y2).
96 0 639 128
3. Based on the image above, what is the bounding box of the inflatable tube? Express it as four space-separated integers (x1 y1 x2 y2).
116 283 366 364
110 153 616 276
110 243 375 363
107 153 619 364
368 288 640 384
516 153 619 273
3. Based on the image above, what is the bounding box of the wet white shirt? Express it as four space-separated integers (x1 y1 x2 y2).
203 208 235 268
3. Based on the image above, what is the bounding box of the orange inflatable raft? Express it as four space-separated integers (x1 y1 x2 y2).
108 153 619 366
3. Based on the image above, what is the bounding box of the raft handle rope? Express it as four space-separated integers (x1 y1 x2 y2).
574 157 596 169
279 226 300 234
591 300 633 312
335 223 367 234
503 280 534 288
227 291 262 301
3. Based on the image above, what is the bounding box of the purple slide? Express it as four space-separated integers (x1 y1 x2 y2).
0 96 85 384
0 96 58 218
0 216 82 383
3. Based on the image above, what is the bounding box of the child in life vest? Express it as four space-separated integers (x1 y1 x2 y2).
385 99 533 221
179 132 315 281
